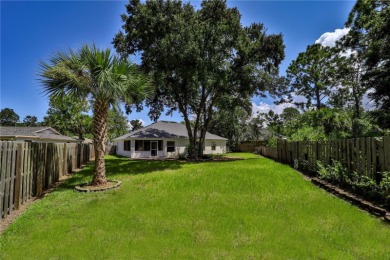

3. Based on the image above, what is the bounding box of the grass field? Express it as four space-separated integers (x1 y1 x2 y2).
0 153 389 259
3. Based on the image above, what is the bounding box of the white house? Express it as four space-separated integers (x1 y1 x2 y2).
113 121 227 158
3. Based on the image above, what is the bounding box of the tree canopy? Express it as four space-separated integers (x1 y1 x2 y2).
0 108 20 126
43 94 91 138
286 44 338 110
129 119 143 131
22 115 39 127
113 0 285 158
343 0 390 128
108 109 129 140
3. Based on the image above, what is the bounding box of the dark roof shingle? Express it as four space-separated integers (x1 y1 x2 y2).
114 121 227 140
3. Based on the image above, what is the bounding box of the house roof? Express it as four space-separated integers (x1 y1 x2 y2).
72 136 94 144
258 129 286 140
114 121 227 141
0 126 78 142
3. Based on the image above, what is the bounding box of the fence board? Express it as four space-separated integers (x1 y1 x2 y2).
25 142 30 202
384 136 390 172
366 138 372 178
0 142 8 218
14 143 23 210
36 143 44 197
4 142 14 216
377 138 385 175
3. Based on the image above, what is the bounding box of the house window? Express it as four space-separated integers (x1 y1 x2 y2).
158 140 163 151
167 141 175 152
124 140 131 151
135 140 142 151
144 141 151 151
135 140 152 151
211 142 216 151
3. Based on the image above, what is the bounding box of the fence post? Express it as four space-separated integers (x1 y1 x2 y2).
14 143 23 210
63 143 67 175
384 136 390 172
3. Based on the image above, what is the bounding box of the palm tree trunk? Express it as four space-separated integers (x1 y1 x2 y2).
92 99 109 186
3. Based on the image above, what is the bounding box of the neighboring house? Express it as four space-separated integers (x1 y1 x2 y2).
256 129 286 141
0 126 78 143
114 121 227 158
72 136 93 144
238 129 286 152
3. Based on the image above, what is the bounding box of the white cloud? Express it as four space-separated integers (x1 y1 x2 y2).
137 118 146 126
362 89 376 111
252 101 294 115
315 28 350 47
252 93 308 116
340 48 356 58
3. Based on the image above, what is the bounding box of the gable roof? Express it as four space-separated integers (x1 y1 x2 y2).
114 121 227 141
0 126 77 142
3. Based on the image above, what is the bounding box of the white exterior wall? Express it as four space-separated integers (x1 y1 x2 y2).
116 139 132 157
204 139 227 154
115 138 226 158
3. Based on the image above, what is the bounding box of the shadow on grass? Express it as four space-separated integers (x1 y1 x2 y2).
57 155 259 191
57 156 184 190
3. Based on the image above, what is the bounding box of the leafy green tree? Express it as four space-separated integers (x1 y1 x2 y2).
343 0 390 128
39 44 153 186
129 119 143 131
280 107 300 123
260 110 283 135
113 0 284 158
296 108 352 139
286 44 337 110
0 108 20 126
279 107 301 136
243 115 267 142
208 100 251 151
108 109 129 140
43 94 92 138
22 115 38 126
290 126 327 141
329 53 366 118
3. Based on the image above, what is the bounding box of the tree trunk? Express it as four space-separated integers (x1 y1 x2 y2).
92 99 109 186
315 84 321 110
183 118 197 159
197 128 206 158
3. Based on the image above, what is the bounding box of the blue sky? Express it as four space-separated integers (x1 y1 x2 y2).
1 0 355 126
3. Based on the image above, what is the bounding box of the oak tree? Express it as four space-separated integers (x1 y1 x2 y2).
113 0 284 158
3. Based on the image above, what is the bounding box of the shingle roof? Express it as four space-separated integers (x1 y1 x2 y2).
114 121 227 141
0 126 77 142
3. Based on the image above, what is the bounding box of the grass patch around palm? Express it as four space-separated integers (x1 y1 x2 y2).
0 153 389 259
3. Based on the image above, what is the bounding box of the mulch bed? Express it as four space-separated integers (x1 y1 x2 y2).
295 170 390 223
74 180 122 192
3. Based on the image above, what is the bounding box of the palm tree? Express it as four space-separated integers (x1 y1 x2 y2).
39 45 153 186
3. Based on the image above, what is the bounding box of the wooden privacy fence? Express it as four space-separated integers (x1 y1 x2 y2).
255 146 277 159
0 141 95 220
257 136 390 182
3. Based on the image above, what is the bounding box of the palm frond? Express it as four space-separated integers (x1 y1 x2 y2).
39 44 153 110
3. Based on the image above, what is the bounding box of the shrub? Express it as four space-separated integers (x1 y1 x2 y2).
317 160 347 184
316 161 389 207
380 172 390 200
349 171 380 200
266 136 278 148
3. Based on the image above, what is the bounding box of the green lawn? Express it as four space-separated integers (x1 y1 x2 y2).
0 153 389 259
